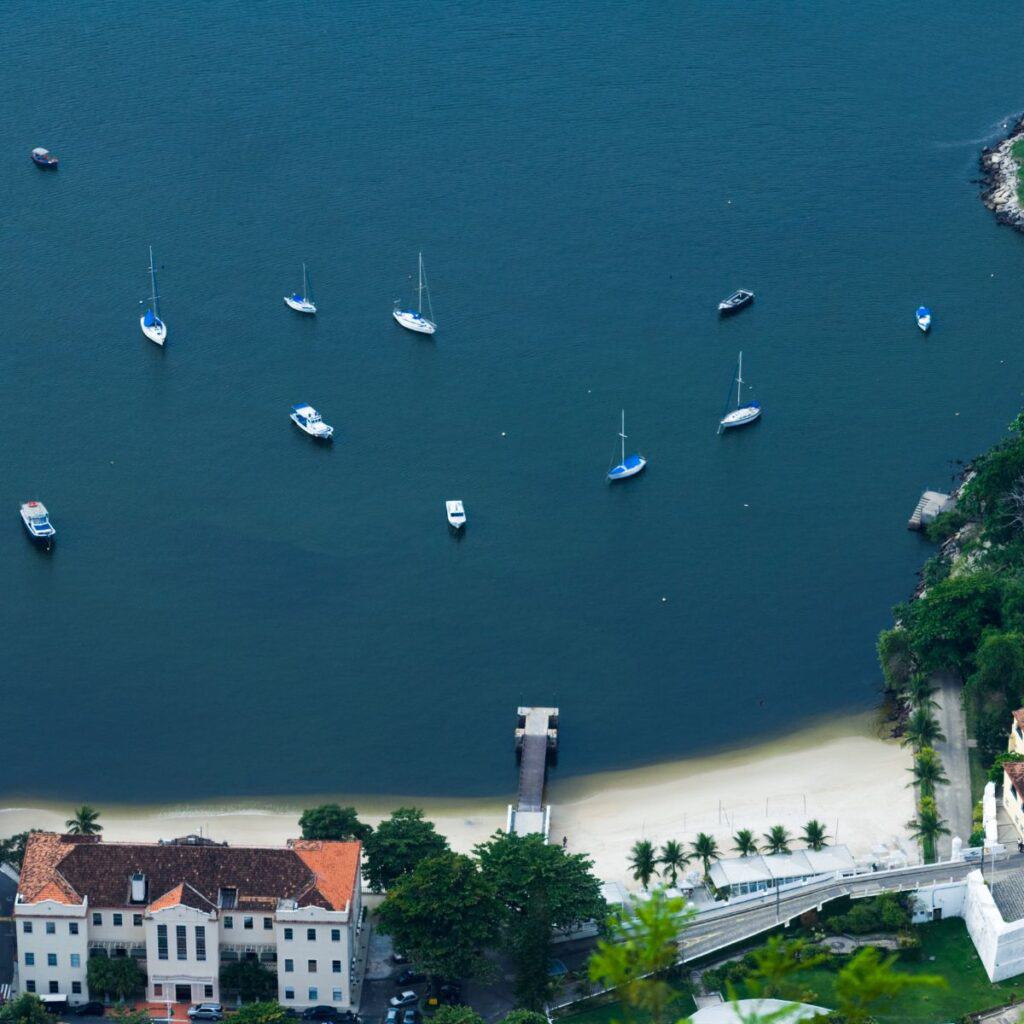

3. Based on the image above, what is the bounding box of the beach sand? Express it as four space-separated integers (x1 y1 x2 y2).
0 713 915 888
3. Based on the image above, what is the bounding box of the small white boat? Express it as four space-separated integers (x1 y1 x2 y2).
719 351 761 432
20 501 56 543
140 246 167 346
284 263 317 314
607 410 647 481
718 288 754 315
290 404 334 440
445 500 466 529
916 306 932 332
393 252 436 334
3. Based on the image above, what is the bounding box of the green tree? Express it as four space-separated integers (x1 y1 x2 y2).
219 960 277 1002
500 1012 549 1024
832 946 944 1024
908 747 949 796
228 1003 290 1024
800 820 829 851
690 833 720 878
904 673 938 710
907 796 951 863
378 851 500 982
731 829 758 857
989 751 1024 784
66 805 102 835
969 630 1024 705
298 804 372 842
902 708 945 749
475 831 605 1009
657 840 689 887
762 826 791 856
588 889 693 1024
363 807 448 893
0 831 33 869
108 1011 152 1024
745 936 827 1002
430 1009 484 1024
86 957 145 1001
0 995 50 1024
628 839 658 889
877 628 915 690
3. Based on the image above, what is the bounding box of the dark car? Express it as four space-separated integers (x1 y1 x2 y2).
402 1011 422 1024
71 1006 106 1018
395 971 427 987
438 984 462 1003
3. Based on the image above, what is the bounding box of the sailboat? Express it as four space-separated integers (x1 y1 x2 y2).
607 410 647 481
393 253 436 334
284 263 317 314
719 351 761 432
140 246 167 346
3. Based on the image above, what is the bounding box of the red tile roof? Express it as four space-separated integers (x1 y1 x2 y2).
18 834 360 913
1005 762 1024 789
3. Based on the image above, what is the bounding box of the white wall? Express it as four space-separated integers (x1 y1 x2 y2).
145 905 219 1004
275 908 353 1009
963 869 1024 981
14 901 89 1003
911 880 967 924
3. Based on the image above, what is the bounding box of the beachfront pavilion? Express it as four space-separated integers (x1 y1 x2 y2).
708 846 856 897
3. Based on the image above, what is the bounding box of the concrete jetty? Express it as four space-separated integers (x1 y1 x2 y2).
908 490 953 531
507 706 559 839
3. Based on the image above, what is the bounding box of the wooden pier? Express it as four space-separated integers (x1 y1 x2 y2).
508 706 559 839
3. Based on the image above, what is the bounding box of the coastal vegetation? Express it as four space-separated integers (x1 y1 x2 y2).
363 806 449 892
65 804 102 835
298 803 372 842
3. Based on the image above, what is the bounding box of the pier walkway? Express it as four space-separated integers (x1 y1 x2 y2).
508 706 558 839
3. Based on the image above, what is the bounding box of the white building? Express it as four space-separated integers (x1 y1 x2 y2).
13 832 363 1009
707 846 856 898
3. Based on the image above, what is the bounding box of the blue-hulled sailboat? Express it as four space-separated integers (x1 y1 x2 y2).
607 410 646 481
140 246 167 346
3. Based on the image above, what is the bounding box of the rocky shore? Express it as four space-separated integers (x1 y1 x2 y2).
981 115 1024 230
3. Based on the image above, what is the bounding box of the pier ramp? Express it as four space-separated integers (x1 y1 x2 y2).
507 706 559 839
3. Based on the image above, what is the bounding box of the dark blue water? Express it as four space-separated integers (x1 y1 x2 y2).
4 0 1024 803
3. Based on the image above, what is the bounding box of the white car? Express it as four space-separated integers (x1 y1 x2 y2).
188 1005 224 1021
389 992 418 1009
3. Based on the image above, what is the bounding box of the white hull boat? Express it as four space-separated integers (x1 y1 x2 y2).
394 252 436 334
20 501 56 543
290 404 334 440
607 410 647 481
285 263 317 314
719 351 761 432
140 313 167 345
916 306 932 332
446 500 466 529
140 246 167 346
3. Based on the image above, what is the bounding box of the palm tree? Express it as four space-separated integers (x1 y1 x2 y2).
905 673 938 711
902 709 945 749
628 839 658 889
65 805 102 836
657 839 690 887
907 796 951 861
691 833 720 877
763 825 792 855
732 828 759 857
801 819 829 851
907 747 949 798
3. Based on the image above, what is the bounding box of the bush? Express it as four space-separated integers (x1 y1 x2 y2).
925 508 970 544
969 827 986 847
922 554 952 587
989 752 1024 785
824 893 910 935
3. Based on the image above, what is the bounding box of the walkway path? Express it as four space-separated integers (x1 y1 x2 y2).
932 669 972 857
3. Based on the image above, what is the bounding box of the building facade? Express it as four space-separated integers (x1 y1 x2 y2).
13 833 362 1009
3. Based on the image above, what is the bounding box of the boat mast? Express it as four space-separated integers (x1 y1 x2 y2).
620 409 626 464
736 351 744 408
302 262 308 300
148 245 160 317
417 252 424 314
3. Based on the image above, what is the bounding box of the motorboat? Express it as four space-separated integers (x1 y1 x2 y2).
20 501 56 543
140 246 167 345
719 351 761 432
446 500 466 529
290 404 334 440
916 306 932 332
607 410 647 481
31 148 58 168
285 263 317 314
718 289 754 315
393 253 436 334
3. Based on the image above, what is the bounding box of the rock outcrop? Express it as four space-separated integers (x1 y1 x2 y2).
981 116 1024 231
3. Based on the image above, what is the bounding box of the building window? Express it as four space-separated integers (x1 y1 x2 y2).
45 922 55 935
330 929 340 942
113 913 123 927
176 925 187 960
71 954 81 969
332 961 341 974
284 960 294 973
26 982 36 994
283 928 293 941
22 922 32 934
307 928 316 941
244 917 253 930
224 916 233 929
133 914 143 927
92 913 102 926
284 990 294 1002
49 982 59 994
47 954 57 967
332 991 342 1002
154 985 163 998
204 986 214 999
263 917 273 930
72 983 82 995
219 887 238 909
196 926 206 962
157 924 168 960
69 922 79 935
308 960 317 973
308 989 318 1002
25 953 34 966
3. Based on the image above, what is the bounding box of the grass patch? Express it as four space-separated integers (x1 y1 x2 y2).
555 989 696 1024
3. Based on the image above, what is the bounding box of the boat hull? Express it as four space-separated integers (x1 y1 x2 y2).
917 318 931 332
718 293 754 315
284 296 317 314
608 456 647 481
290 414 333 440
393 309 436 335
140 315 167 346
720 404 762 430
31 155 58 168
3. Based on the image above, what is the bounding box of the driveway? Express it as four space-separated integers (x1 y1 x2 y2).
931 669 972 858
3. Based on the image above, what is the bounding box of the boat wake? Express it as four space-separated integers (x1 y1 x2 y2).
932 112 1022 149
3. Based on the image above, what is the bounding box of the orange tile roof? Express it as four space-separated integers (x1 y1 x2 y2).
148 883 185 912
291 840 361 911
18 833 80 905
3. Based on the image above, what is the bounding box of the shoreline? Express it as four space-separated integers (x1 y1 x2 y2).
0 711 915 887
980 114 1024 230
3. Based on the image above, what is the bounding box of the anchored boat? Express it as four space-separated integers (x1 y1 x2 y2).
607 410 647 481
290 404 334 440
140 246 167 346
446 500 466 530
718 289 754 315
285 263 317 314
719 351 761 432
393 253 436 335
20 501 56 544
31 148 58 168
916 306 932 332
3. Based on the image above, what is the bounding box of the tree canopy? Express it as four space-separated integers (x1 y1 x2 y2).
86 956 146 1001
298 804 372 842
0 995 49 1024
220 960 277 1002
430 1009 484 1024
228 1003 291 1024
66 805 102 835
0 831 34 870
363 807 449 893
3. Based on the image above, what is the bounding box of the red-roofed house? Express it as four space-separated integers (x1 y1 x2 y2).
13 833 362 1010
1010 709 1024 755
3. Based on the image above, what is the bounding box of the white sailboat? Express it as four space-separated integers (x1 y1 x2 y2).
393 253 436 334
719 351 761 432
284 263 317 314
140 246 167 346
607 410 647 481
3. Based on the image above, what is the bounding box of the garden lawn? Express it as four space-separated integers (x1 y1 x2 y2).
556 988 696 1024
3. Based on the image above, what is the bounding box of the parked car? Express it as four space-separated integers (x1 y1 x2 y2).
395 970 427 987
385 1011 400 1024
402 1011 422 1024
389 992 419 1009
302 1011 357 1024
188 1006 224 1022
71 1006 105 1018
390 951 409 965
437 984 462 1005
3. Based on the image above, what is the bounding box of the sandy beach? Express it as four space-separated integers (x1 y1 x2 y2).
0 713 915 889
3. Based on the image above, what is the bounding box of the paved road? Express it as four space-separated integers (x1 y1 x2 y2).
932 669 972 858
